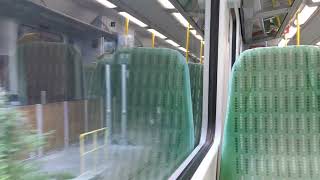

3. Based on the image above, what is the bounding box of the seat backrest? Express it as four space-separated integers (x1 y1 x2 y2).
91 48 195 179
17 42 83 105
220 46 320 180
109 48 194 148
189 63 203 146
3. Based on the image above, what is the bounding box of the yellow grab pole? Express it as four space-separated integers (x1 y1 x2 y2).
296 13 300 46
276 17 281 27
93 132 98 173
152 32 155 48
186 23 191 63
272 0 281 27
80 135 85 174
288 0 292 6
125 18 129 35
104 129 108 160
200 41 204 64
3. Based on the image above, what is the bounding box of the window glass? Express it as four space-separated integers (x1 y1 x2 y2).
177 0 205 30
0 0 206 179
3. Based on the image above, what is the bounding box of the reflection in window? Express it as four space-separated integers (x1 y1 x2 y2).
0 0 206 179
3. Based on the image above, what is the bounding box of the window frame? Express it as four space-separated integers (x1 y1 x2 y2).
170 0 221 179
231 10 237 67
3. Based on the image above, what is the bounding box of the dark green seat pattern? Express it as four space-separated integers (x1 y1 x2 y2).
17 42 83 105
95 48 195 179
189 63 203 146
221 46 320 180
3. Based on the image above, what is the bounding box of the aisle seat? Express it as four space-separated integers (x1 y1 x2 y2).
221 46 320 180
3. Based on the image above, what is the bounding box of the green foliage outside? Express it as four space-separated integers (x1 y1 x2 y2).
0 90 74 180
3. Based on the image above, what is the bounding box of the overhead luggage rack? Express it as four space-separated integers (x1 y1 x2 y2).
0 0 117 40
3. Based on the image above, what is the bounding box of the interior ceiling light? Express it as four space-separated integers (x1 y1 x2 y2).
317 42 320 46
285 26 297 39
157 0 175 9
190 29 203 40
165 39 180 47
119 12 148 27
147 29 167 39
190 30 197 35
295 5 318 25
179 47 187 52
312 0 320 2
196 35 203 41
172 13 191 28
95 0 117 8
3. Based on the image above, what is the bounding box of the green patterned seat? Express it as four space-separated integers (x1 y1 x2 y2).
221 46 320 180
94 48 195 179
17 42 83 105
189 63 203 146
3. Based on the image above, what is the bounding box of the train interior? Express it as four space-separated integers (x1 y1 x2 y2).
0 0 319 179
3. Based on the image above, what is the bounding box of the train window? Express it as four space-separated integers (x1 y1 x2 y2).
176 0 220 178
231 10 237 67
0 0 211 179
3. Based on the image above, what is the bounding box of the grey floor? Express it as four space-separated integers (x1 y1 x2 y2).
37 139 154 179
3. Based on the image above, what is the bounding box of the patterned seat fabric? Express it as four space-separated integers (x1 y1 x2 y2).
189 63 203 146
17 42 83 105
220 46 320 180
95 48 195 179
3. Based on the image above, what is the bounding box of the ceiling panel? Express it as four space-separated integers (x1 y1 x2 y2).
108 0 202 58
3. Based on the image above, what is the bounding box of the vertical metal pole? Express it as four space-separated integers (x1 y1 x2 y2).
84 100 89 132
272 0 281 27
63 101 69 148
36 104 43 157
41 91 46 104
125 18 129 35
112 97 117 133
80 135 85 174
121 64 127 144
104 128 108 161
186 23 191 62
200 41 204 64
100 37 105 56
275 17 281 27
105 64 112 142
100 98 104 128
152 32 155 48
93 132 98 173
